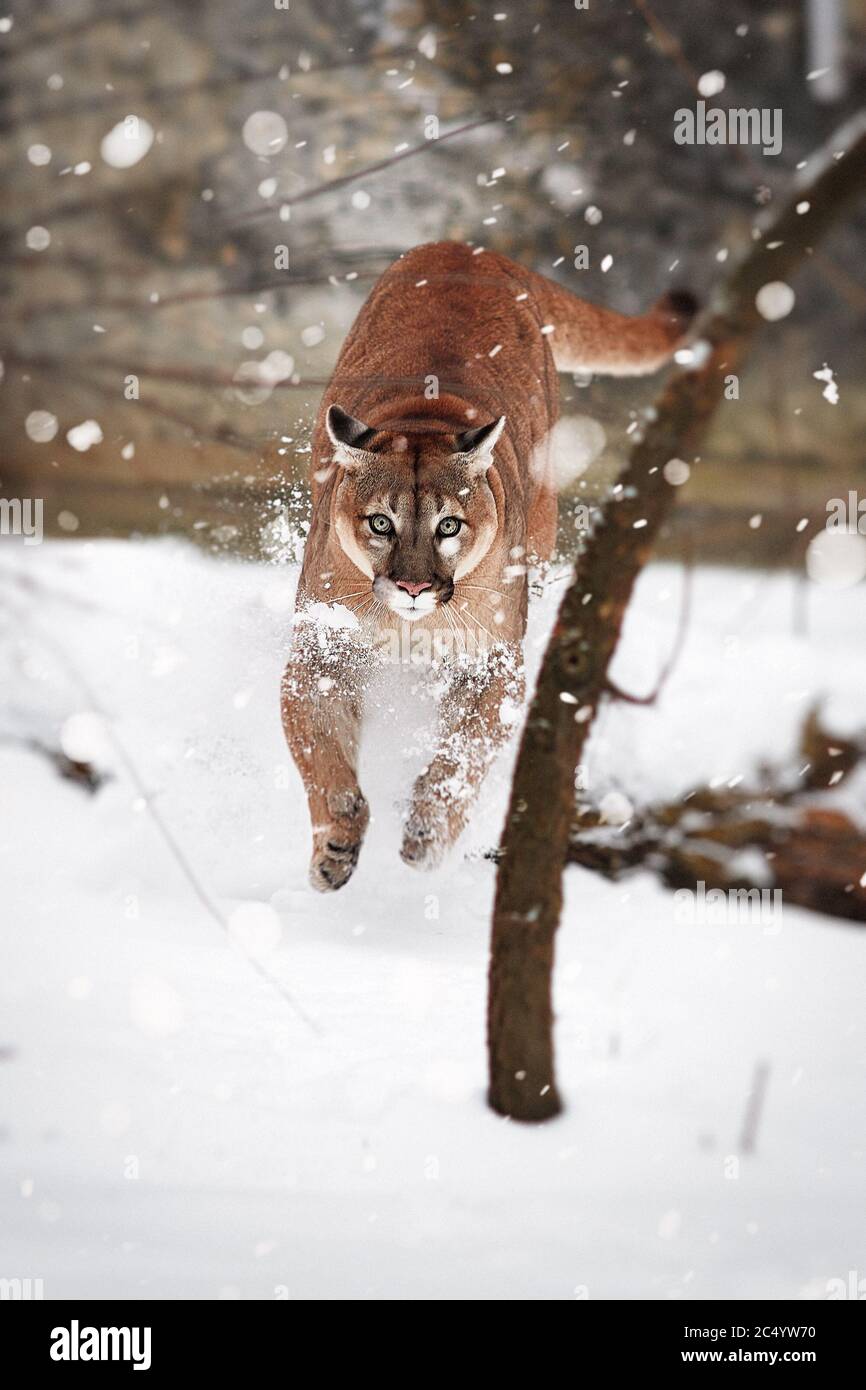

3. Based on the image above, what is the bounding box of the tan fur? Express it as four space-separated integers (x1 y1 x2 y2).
282 241 695 890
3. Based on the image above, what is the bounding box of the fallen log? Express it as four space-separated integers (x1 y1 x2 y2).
568 709 866 925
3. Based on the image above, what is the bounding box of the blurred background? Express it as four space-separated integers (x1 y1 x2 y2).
1 0 864 563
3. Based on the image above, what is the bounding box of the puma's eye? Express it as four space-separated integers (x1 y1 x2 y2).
367 514 393 536
437 517 462 538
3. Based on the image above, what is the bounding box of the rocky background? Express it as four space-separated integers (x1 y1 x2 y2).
1 0 864 563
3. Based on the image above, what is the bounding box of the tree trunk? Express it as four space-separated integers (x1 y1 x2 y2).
487 111 866 1121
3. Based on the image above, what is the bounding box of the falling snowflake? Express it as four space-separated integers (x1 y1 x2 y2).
813 364 839 404
66 419 103 451
129 975 185 1038
242 110 288 156
100 116 154 168
697 70 725 97
26 225 50 251
806 530 866 588
25 410 58 442
755 282 795 322
228 902 282 957
663 458 690 486
600 791 634 826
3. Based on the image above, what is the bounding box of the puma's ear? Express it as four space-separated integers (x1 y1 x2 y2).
325 404 375 467
453 415 506 472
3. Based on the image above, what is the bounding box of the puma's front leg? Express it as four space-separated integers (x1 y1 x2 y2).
401 643 524 870
281 632 370 892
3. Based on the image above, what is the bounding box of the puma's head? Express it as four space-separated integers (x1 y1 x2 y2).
325 405 506 622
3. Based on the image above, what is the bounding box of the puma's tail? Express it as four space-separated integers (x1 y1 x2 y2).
525 268 698 377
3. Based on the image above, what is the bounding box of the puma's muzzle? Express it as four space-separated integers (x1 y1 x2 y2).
374 573 454 620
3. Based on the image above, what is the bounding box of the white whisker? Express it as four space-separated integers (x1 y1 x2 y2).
450 604 486 654
333 588 373 603
456 583 505 598
342 593 377 613
442 605 467 656
455 583 508 615
458 605 496 645
455 592 504 616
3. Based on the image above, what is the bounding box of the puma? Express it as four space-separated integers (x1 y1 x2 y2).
281 241 695 890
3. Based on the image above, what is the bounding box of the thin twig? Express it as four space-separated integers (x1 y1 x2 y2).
604 545 694 706
228 115 504 226
738 1061 771 1155
0 731 105 793
21 615 321 1032
4 267 386 324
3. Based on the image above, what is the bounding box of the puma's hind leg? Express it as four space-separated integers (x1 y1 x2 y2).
281 636 370 892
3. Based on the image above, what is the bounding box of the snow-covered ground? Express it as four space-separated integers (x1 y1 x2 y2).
1 539 864 1300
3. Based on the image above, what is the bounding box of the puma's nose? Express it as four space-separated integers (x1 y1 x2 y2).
395 579 432 597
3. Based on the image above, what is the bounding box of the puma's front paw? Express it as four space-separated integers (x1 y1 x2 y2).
309 788 369 892
400 783 462 871
400 808 447 871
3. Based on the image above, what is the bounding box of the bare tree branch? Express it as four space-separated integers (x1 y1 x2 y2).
566 706 866 925
3 264 389 323
0 36 449 127
0 3 158 62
